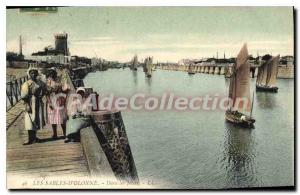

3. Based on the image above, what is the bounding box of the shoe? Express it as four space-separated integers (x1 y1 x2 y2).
52 135 58 140
23 141 33 145
64 139 71 143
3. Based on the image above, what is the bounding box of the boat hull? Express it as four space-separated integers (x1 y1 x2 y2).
225 110 255 128
256 84 278 93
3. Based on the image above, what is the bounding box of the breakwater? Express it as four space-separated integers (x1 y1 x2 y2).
159 63 294 79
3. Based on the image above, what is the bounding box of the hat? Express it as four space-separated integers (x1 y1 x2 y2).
47 68 57 78
27 67 38 77
76 87 85 94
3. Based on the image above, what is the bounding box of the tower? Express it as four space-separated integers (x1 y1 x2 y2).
54 33 69 56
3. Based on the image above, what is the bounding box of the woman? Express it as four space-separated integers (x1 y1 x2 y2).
21 67 46 145
65 87 92 143
46 68 68 139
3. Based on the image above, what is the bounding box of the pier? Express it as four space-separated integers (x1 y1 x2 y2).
159 62 294 78
160 63 260 78
6 68 138 189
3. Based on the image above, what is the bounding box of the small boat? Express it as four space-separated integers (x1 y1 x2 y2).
225 43 255 128
256 55 279 93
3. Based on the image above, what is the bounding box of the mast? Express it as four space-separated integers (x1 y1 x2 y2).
19 35 23 56
250 90 254 117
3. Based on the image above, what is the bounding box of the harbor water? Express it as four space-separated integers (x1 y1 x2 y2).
84 68 294 189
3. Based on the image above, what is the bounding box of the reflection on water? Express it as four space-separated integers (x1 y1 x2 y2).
222 122 260 188
132 71 138 86
256 92 278 109
145 77 152 86
84 69 294 189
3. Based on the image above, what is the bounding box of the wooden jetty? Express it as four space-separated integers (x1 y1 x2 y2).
7 113 90 188
6 68 138 189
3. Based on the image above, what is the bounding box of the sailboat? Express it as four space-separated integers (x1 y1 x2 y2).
224 66 232 78
131 55 138 71
225 44 255 128
256 55 279 93
188 63 195 75
144 57 153 78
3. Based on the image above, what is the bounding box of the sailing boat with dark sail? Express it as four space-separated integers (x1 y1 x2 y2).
256 55 279 92
225 44 255 128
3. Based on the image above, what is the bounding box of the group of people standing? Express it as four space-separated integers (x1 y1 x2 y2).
21 67 69 145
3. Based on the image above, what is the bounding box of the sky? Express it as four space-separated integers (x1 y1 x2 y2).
6 7 294 62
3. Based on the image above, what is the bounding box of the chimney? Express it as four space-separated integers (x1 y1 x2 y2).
19 35 23 56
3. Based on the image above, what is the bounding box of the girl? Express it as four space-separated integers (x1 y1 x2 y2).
46 68 68 139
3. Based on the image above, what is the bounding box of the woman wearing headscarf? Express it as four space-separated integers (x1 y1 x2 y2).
65 87 92 143
21 67 46 145
46 68 69 139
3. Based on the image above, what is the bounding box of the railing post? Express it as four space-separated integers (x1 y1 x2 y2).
6 75 28 110
7 82 13 108
14 80 18 103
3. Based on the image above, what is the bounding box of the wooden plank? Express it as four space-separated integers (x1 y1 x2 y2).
6 112 90 184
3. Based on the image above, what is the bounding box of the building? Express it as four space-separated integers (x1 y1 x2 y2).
32 33 69 56
25 55 71 64
28 33 71 65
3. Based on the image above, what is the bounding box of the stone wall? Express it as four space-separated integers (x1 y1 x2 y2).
277 65 294 79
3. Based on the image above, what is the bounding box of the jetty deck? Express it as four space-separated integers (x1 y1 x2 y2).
6 68 131 189
7 109 90 188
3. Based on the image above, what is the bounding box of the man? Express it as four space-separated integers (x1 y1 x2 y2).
21 67 46 145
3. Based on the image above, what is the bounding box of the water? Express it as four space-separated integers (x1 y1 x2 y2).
84 68 294 189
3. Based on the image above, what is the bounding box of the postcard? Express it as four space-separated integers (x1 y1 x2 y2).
6 6 294 189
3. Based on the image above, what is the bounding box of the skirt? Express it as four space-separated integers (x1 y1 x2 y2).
47 96 67 125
